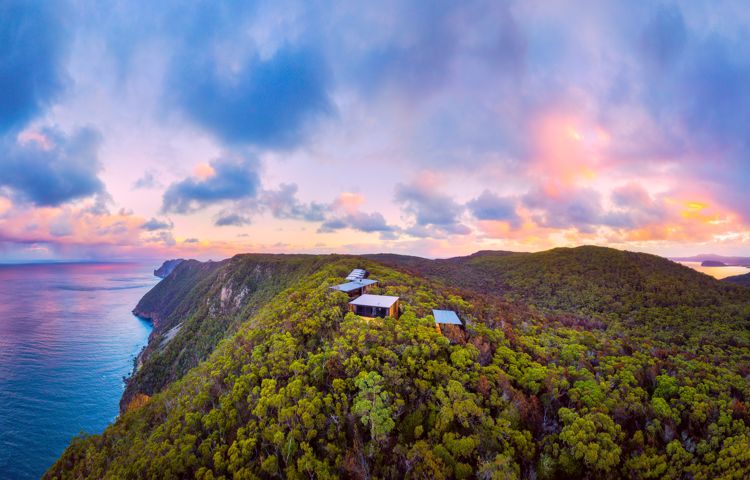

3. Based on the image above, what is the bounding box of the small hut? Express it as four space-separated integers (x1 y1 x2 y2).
349 294 400 319
330 279 378 297
346 269 369 281
433 309 463 336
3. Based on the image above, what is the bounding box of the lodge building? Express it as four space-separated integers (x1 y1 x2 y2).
348 294 400 319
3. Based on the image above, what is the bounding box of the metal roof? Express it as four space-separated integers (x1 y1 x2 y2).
331 279 378 292
433 309 462 325
349 294 399 308
346 268 368 281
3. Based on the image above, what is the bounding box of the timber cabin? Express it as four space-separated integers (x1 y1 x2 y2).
433 309 463 336
330 278 378 297
349 294 400 319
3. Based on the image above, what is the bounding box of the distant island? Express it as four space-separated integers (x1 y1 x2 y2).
153 259 184 278
672 253 750 267
701 260 728 267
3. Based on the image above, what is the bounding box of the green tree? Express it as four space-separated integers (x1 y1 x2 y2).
352 371 396 441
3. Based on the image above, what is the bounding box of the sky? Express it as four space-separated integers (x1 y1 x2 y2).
1 0 750 262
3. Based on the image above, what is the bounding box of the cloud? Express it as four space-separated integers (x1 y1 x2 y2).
0 1 68 134
352 0 525 98
50 216 73 237
0 127 105 206
319 211 394 234
259 184 327 222
467 190 520 228
171 46 332 148
183 238 199 243
394 178 470 236
214 213 251 227
132 170 162 189
162 154 260 213
523 187 607 234
140 217 173 231
211 182 327 226
147 231 176 247
639 4 687 70
522 184 673 234
319 218 347 232
318 192 398 239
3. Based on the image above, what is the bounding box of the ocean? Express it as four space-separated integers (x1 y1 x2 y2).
0 263 156 479
676 261 750 279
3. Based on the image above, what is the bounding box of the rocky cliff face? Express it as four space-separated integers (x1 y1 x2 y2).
122 254 328 412
153 258 185 278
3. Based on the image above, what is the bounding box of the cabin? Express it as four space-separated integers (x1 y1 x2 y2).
349 294 400 319
433 309 464 336
346 268 369 282
330 278 378 297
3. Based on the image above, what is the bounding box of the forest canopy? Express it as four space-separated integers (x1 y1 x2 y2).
47 247 750 479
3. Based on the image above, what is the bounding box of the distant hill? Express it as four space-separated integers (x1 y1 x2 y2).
153 258 184 278
701 260 728 267
724 272 750 287
671 253 750 266
369 245 749 316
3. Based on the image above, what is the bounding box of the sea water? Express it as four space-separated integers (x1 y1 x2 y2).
0 263 156 479
677 261 750 280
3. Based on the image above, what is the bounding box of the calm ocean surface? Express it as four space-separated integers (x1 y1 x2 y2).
0 263 157 479
677 261 750 279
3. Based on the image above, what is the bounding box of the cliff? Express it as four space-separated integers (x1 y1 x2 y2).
122 254 328 412
153 258 184 278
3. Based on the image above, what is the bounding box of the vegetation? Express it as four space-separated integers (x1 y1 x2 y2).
124 254 329 411
724 272 750 288
48 247 750 479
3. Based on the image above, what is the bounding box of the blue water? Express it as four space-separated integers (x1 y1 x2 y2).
0 263 157 479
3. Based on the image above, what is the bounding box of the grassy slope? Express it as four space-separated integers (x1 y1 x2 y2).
47 248 750 479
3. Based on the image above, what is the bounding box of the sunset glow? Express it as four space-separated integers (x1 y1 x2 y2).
1 1 749 262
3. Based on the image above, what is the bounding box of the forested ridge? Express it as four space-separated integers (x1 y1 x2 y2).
47 247 750 479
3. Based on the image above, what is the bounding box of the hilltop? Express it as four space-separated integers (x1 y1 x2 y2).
47 247 750 479
369 246 748 315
